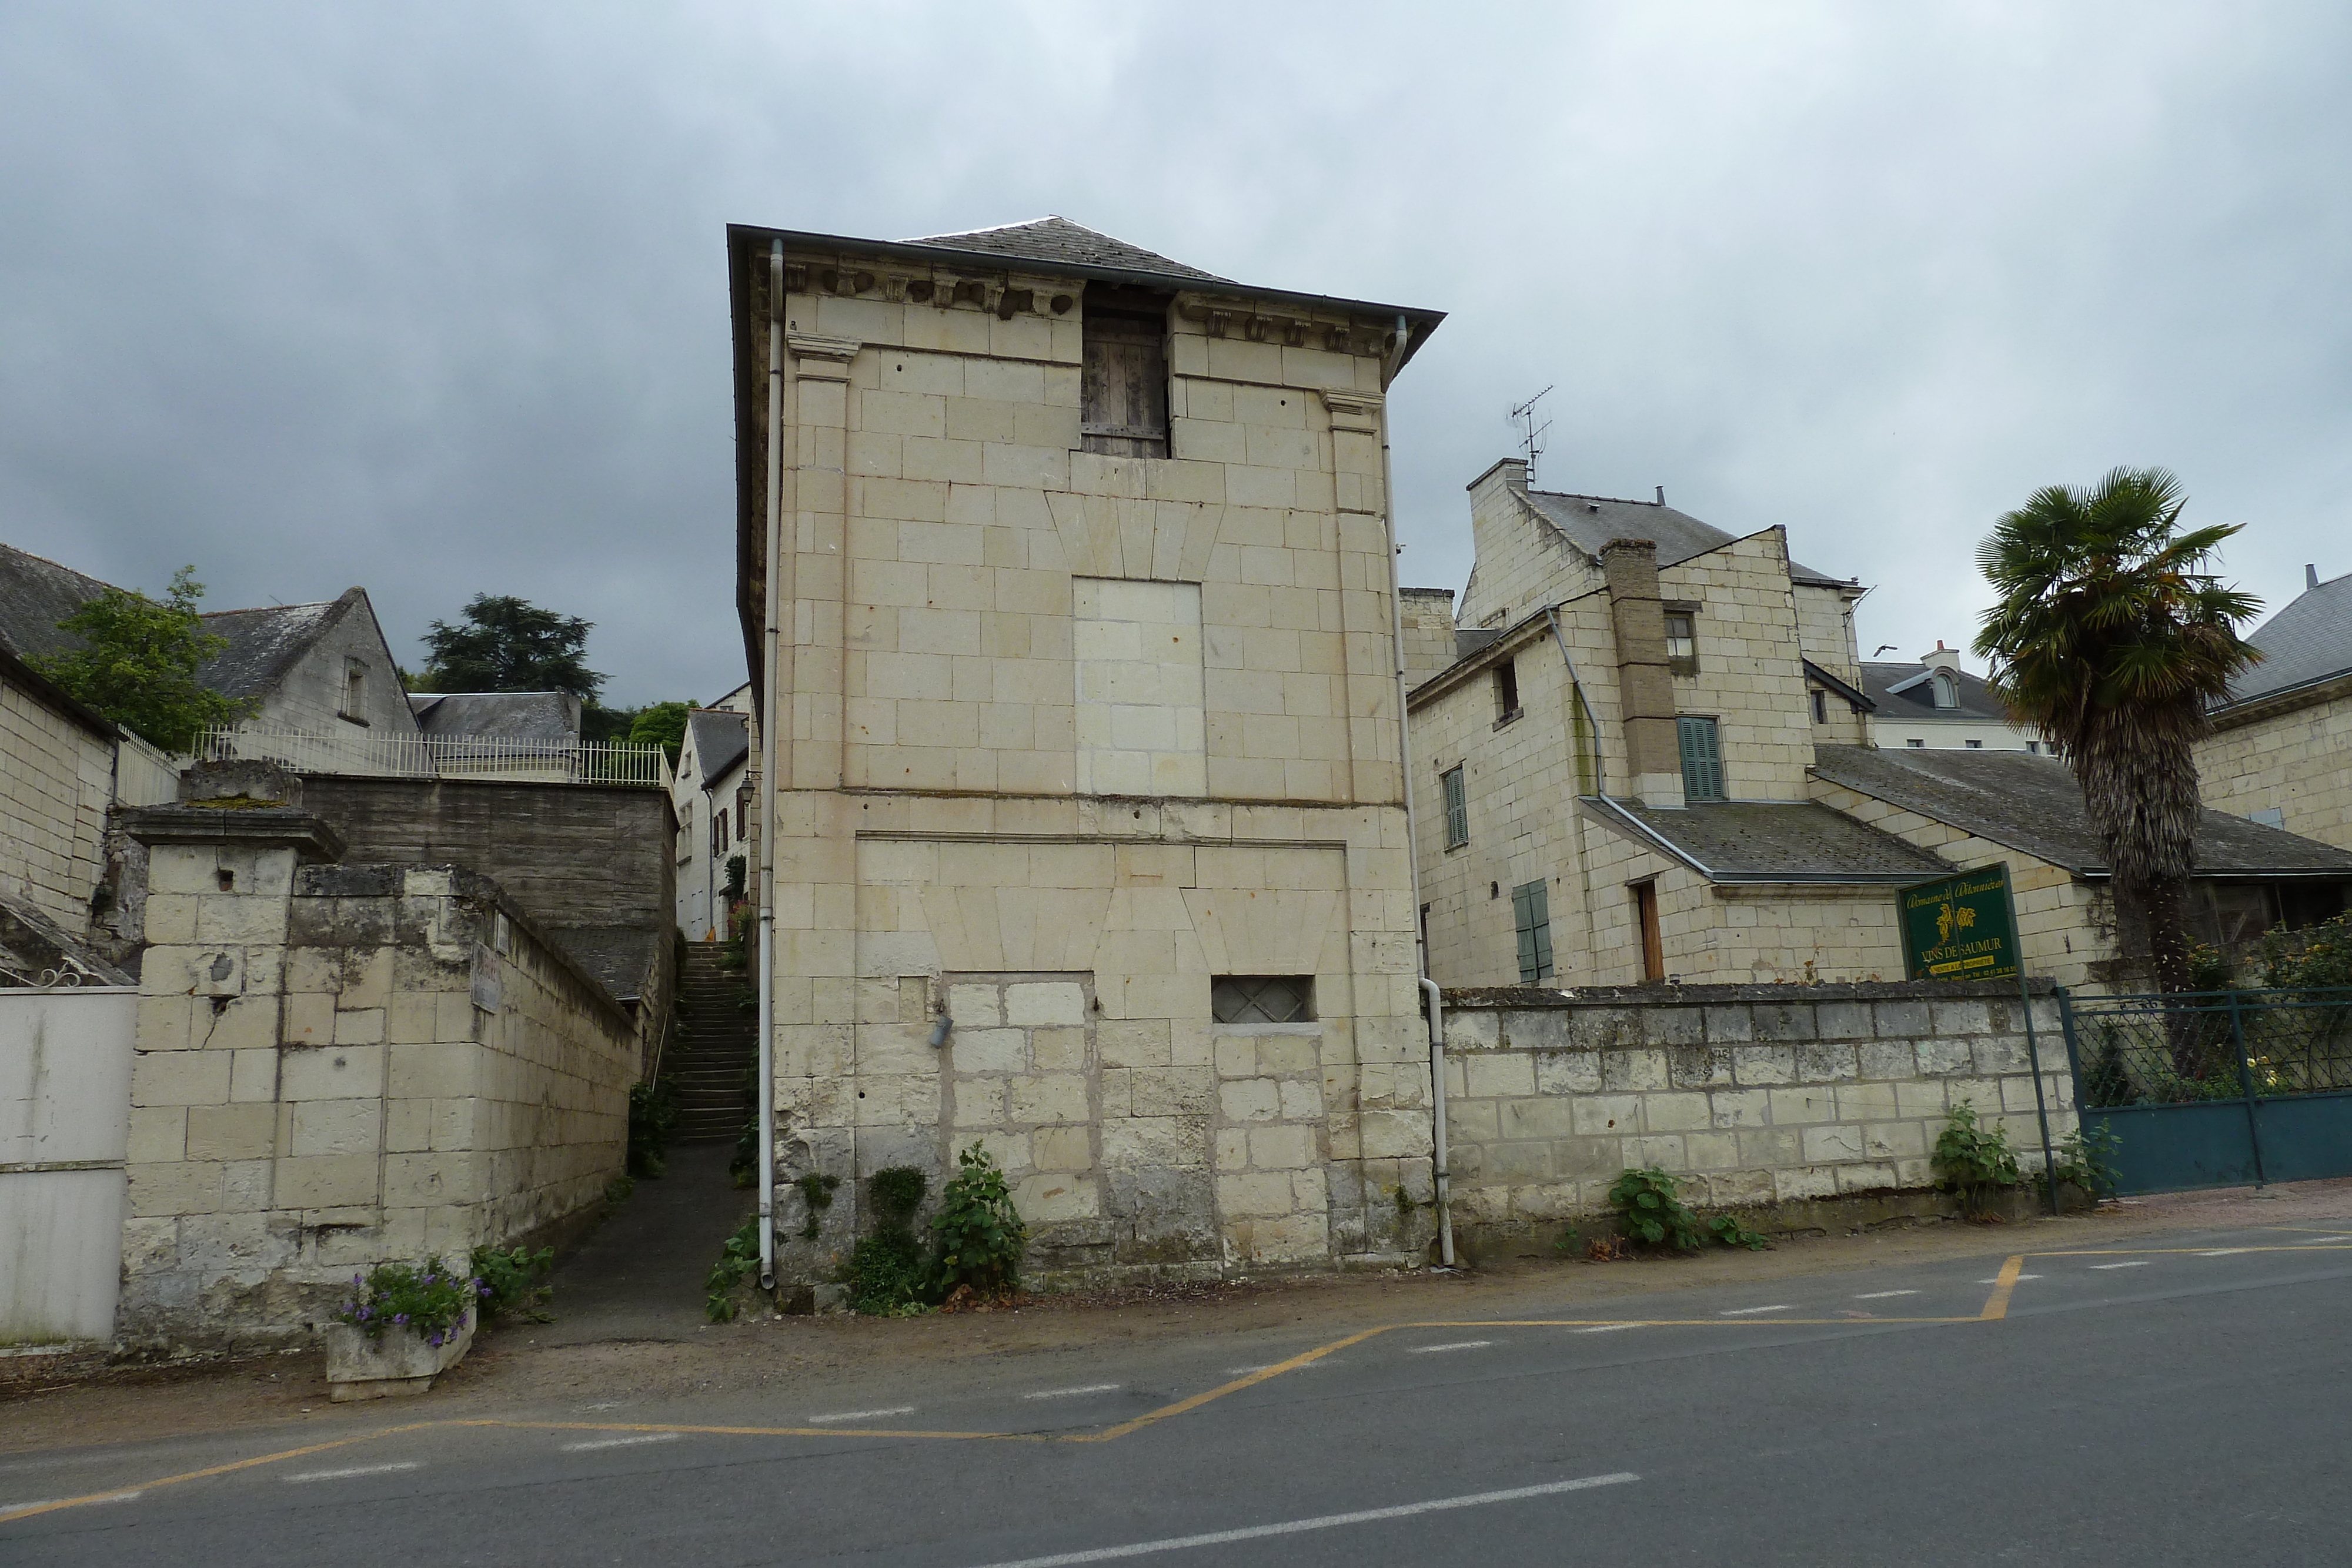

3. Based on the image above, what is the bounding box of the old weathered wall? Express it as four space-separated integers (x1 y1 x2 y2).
2196 684 2352 854
1 987 135 1342
1439 981 2074 1250
242 601 420 738
118 839 634 1352
1 663 114 933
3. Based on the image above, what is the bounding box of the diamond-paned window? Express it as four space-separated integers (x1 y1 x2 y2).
1211 975 1316 1024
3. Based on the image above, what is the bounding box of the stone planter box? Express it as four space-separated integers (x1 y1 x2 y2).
322 1315 474 1402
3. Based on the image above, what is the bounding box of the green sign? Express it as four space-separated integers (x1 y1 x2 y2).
1898 865 2021 982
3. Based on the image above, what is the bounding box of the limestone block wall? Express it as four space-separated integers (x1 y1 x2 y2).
1439 982 2074 1245
119 842 634 1351
1655 528 1818 798
1399 587 1458 687
238 597 420 737
0 664 114 933
2195 685 2352 854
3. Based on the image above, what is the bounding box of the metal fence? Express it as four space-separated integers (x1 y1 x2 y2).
2060 988 2352 1192
196 727 673 790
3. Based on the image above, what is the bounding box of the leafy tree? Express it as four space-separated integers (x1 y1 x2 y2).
628 700 691 764
1973 468 2262 992
417 594 605 701
33 566 250 751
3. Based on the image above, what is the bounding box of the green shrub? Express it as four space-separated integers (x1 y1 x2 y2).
706 1219 763 1322
932 1144 1027 1300
2255 910 2352 989
335 1257 475 1346
846 1166 931 1315
628 1076 679 1178
1606 1167 1706 1251
470 1243 555 1322
1707 1213 1770 1251
1933 1101 2021 1216
2054 1122 2124 1201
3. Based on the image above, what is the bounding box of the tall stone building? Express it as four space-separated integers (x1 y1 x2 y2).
724 217 1445 1288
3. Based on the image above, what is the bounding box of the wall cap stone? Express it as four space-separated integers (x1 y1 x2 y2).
1444 978 2057 1008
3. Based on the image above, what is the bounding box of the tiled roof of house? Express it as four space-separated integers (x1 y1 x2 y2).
685 707 750 788
198 594 354 700
1590 797 1950 884
0 540 113 662
408 690 582 743
1520 490 1848 586
2225 569 2352 704
1859 661 2012 724
902 216 1230 284
1810 744 2352 877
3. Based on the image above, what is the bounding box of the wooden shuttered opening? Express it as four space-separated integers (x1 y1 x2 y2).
1512 879 1553 983
1634 881 1665 982
1676 714 1725 802
1081 289 1171 458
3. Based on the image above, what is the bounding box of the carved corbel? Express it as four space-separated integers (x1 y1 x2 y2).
786 333 860 382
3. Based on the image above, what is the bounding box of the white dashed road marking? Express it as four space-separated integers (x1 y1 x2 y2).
1022 1385 1123 1400
1406 1341 1494 1354
285 1463 420 1483
1979 1274 2042 1283
561 1433 681 1453
1573 1324 1645 1334
1853 1290 1919 1300
2197 1249 2250 1256
2090 1262 2151 1271
1718 1305 1792 1316
1 1492 140 1515
807 1407 917 1424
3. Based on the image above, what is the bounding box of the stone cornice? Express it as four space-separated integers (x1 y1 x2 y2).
785 333 860 379
2207 667 2352 734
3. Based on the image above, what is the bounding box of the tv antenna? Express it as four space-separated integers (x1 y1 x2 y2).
1509 387 1553 487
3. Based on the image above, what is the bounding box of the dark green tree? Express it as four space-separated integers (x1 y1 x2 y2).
34 567 251 751
627 700 691 765
417 594 606 701
1973 468 2263 992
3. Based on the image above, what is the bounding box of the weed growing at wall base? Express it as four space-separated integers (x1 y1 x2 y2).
1604 1168 1770 1253
933 1144 1027 1303
470 1244 555 1323
1933 1101 2022 1218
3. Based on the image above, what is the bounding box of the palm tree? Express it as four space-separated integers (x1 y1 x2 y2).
1973 467 2261 993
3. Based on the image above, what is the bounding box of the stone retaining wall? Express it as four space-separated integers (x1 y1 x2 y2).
1439 979 2075 1249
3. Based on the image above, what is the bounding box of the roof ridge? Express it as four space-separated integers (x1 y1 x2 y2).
900 215 1067 242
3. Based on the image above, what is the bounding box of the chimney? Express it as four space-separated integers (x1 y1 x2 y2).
1918 640 1963 673
1466 456 1528 501
1601 538 1682 808
1655 485 1665 507
2308 563 2321 593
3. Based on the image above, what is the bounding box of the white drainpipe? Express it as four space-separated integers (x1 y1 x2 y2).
756 238 784 1291
1379 313 1451 1267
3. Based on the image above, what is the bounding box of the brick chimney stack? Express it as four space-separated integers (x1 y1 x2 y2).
1601 537 1683 808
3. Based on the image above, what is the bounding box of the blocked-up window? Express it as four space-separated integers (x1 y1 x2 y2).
1811 689 1828 724
1441 764 1468 848
1212 975 1315 1024
1074 577 1205 797
1494 658 1521 724
339 657 366 720
1676 715 1725 802
1512 880 1553 983
1080 287 1171 458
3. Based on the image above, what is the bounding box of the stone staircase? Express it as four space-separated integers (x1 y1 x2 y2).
667 941 757 1145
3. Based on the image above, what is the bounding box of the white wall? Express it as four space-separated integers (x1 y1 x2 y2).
0 987 135 1343
1869 714 2044 752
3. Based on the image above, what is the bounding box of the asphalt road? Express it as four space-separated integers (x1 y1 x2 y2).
7 1219 2350 1567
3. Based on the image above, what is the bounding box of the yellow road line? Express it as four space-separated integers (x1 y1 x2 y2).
1980 1255 2024 1320
1070 1326 1395 1443
0 1423 433 1525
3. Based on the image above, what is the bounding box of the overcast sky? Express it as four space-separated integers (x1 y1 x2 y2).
4 2 2347 707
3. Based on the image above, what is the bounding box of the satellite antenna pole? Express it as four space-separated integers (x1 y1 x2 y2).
1509 386 1554 487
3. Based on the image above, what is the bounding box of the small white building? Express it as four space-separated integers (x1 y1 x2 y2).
672 697 751 940
1862 643 2046 753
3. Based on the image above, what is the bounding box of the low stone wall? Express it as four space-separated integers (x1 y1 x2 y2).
119 822 636 1353
1439 980 2075 1251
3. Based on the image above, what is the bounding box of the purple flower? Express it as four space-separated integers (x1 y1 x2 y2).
393 1313 407 1325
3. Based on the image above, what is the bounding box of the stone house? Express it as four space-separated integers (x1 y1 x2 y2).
2197 562 2352 852
674 702 751 940
726 215 1445 1286
1862 643 2047 753
1404 460 2352 992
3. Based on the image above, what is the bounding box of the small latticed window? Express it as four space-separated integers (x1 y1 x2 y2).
1663 610 1699 676
1441 764 1468 848
1212 975 1315 1024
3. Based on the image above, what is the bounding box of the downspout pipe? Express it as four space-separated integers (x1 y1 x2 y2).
1380 313 1452 1268
756 238 784 1292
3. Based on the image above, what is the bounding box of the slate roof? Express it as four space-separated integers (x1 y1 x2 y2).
903 216 1230 284
1810 744 2352 878
2224 569 2352 705
685 708 750 788
198 594 352 700
1587 797 1951 884
409 691 581 743
1519 490 1849 586
0 540 114 661
1859 661 2011 724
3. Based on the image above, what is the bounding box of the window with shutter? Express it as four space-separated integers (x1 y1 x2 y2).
1080 290 1171 457
1441 765 1468 848
1512 879 1553 982
1676 715 1725 801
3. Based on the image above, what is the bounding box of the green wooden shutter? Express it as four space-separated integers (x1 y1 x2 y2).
1678 716 1724 801
1442 765 1468 848
1512 879 1552 982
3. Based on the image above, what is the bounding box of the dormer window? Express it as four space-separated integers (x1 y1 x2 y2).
1931 671 1958 709
1080 286 1170 458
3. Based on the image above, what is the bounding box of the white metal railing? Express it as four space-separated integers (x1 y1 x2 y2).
196 727 673 790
